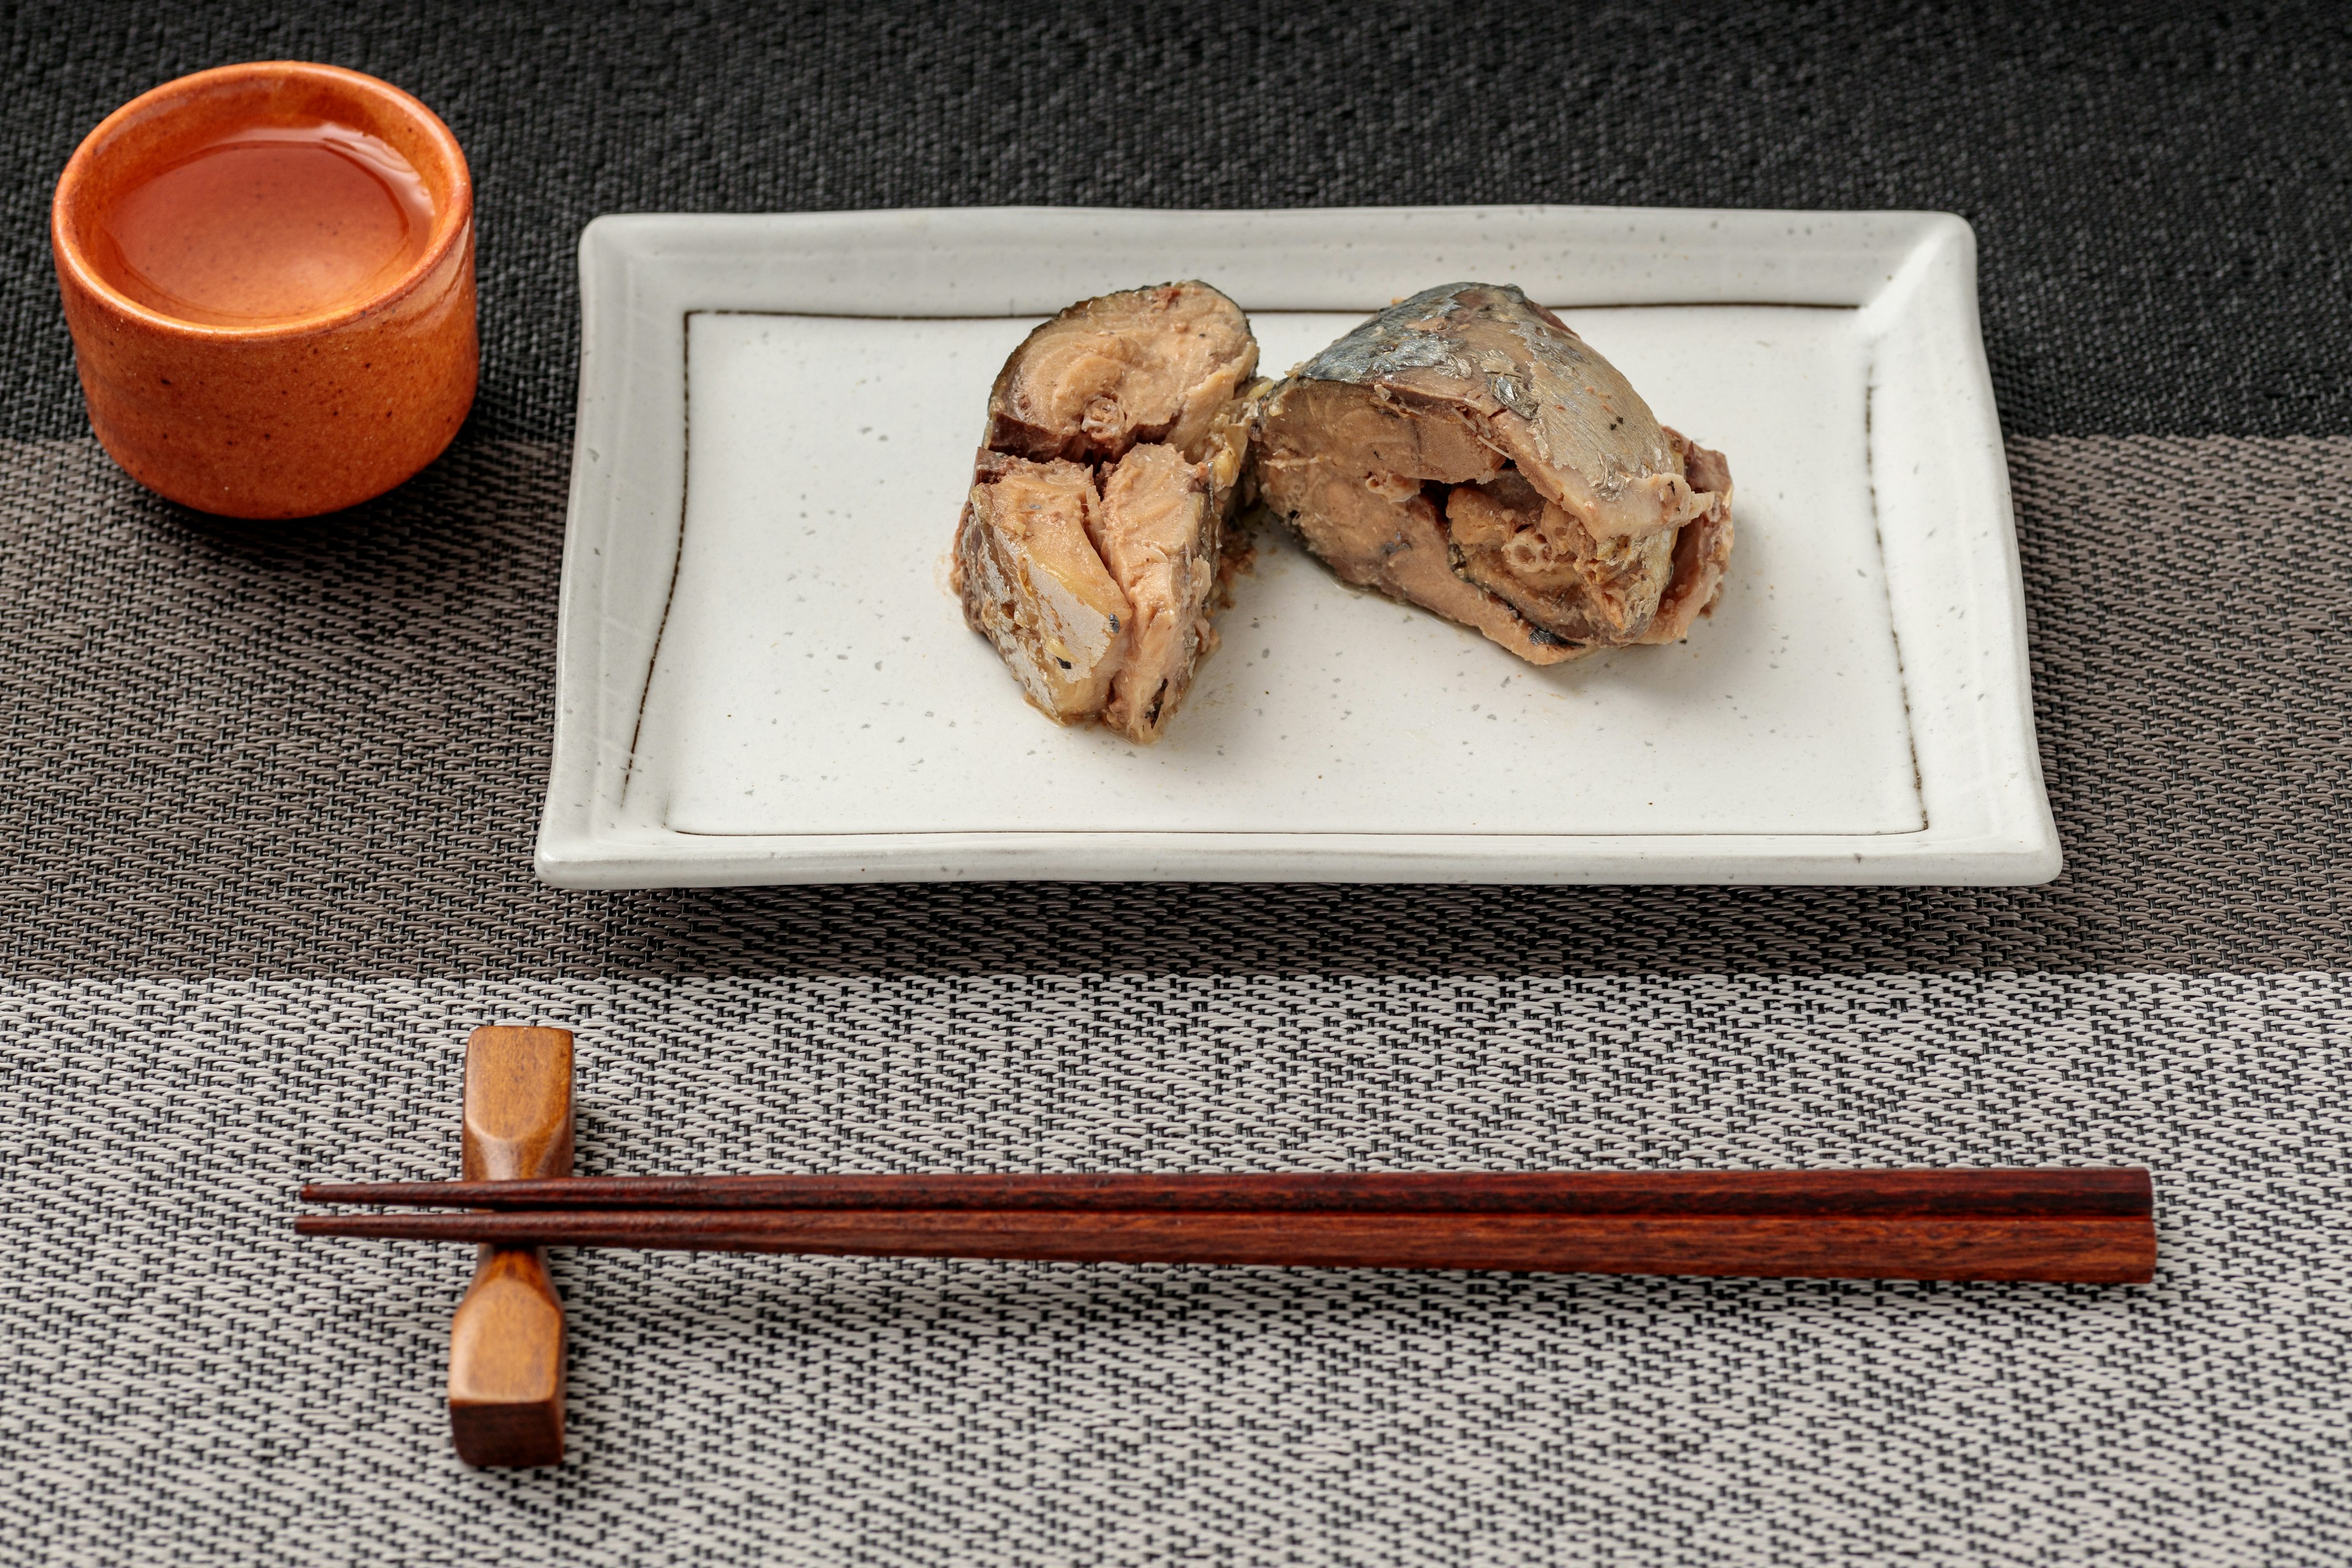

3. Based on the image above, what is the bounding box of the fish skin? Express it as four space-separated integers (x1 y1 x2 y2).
1256 282 1734 663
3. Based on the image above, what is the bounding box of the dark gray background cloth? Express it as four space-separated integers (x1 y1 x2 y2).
1 5 2349 1566
0 434 2344 981
6 0 2352 443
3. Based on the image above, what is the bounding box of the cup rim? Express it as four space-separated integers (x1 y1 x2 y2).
51 60 474 341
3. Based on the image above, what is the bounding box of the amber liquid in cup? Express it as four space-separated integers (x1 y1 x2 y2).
53 62 477 519
87 123 435 327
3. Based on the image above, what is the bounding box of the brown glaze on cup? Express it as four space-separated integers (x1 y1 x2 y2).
52 62 476 519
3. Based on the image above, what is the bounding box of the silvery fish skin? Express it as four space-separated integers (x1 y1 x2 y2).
1254 282 1734 664
952 281 1261 743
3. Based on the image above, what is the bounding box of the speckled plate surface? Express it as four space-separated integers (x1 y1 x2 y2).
539 206 2057 886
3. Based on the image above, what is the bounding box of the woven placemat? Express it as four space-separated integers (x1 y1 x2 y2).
2 5 2348 1565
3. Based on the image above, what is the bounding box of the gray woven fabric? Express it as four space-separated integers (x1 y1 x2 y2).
9 7 2352 1560
4 971 2348 1566
0 434 2345 978
0 432 2348 1562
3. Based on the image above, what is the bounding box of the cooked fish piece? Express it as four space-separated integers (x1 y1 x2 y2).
1639 433 1735 646
987 282 1259 466
1254 282 1733 664
953 454 1130 723
956 282 1259 741
1201 374 1267 518
1091 443 1218 744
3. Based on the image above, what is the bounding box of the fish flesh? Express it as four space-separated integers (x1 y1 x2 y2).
985 282 1259 468
954 282 1260 742
1092 442 1217 740
954 454 1129 721
1253 283 1733 665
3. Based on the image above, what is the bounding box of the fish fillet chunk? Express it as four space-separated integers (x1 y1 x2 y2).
953 455 1130 723
954 281 1259 742
1254 282 1734 665
1092 443 1219 743
987 282 1261 467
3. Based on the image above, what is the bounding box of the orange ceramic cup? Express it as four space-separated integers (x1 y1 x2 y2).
52 62 476 518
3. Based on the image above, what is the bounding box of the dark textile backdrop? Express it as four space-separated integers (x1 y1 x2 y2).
7 2 2350 444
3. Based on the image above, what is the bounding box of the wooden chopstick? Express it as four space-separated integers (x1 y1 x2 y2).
302 1169 2150 1216
295 1169 2155 1283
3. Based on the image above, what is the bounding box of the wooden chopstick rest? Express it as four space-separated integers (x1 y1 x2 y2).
445 1025 573 1469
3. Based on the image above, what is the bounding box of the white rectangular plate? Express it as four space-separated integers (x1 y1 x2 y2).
540 206 2060 886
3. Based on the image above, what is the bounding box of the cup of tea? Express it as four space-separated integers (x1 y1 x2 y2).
51 61 476 519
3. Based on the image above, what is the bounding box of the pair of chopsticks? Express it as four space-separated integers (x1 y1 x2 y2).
298 1169 2156 1282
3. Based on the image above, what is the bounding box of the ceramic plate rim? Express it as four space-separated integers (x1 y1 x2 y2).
536 204 2060 888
